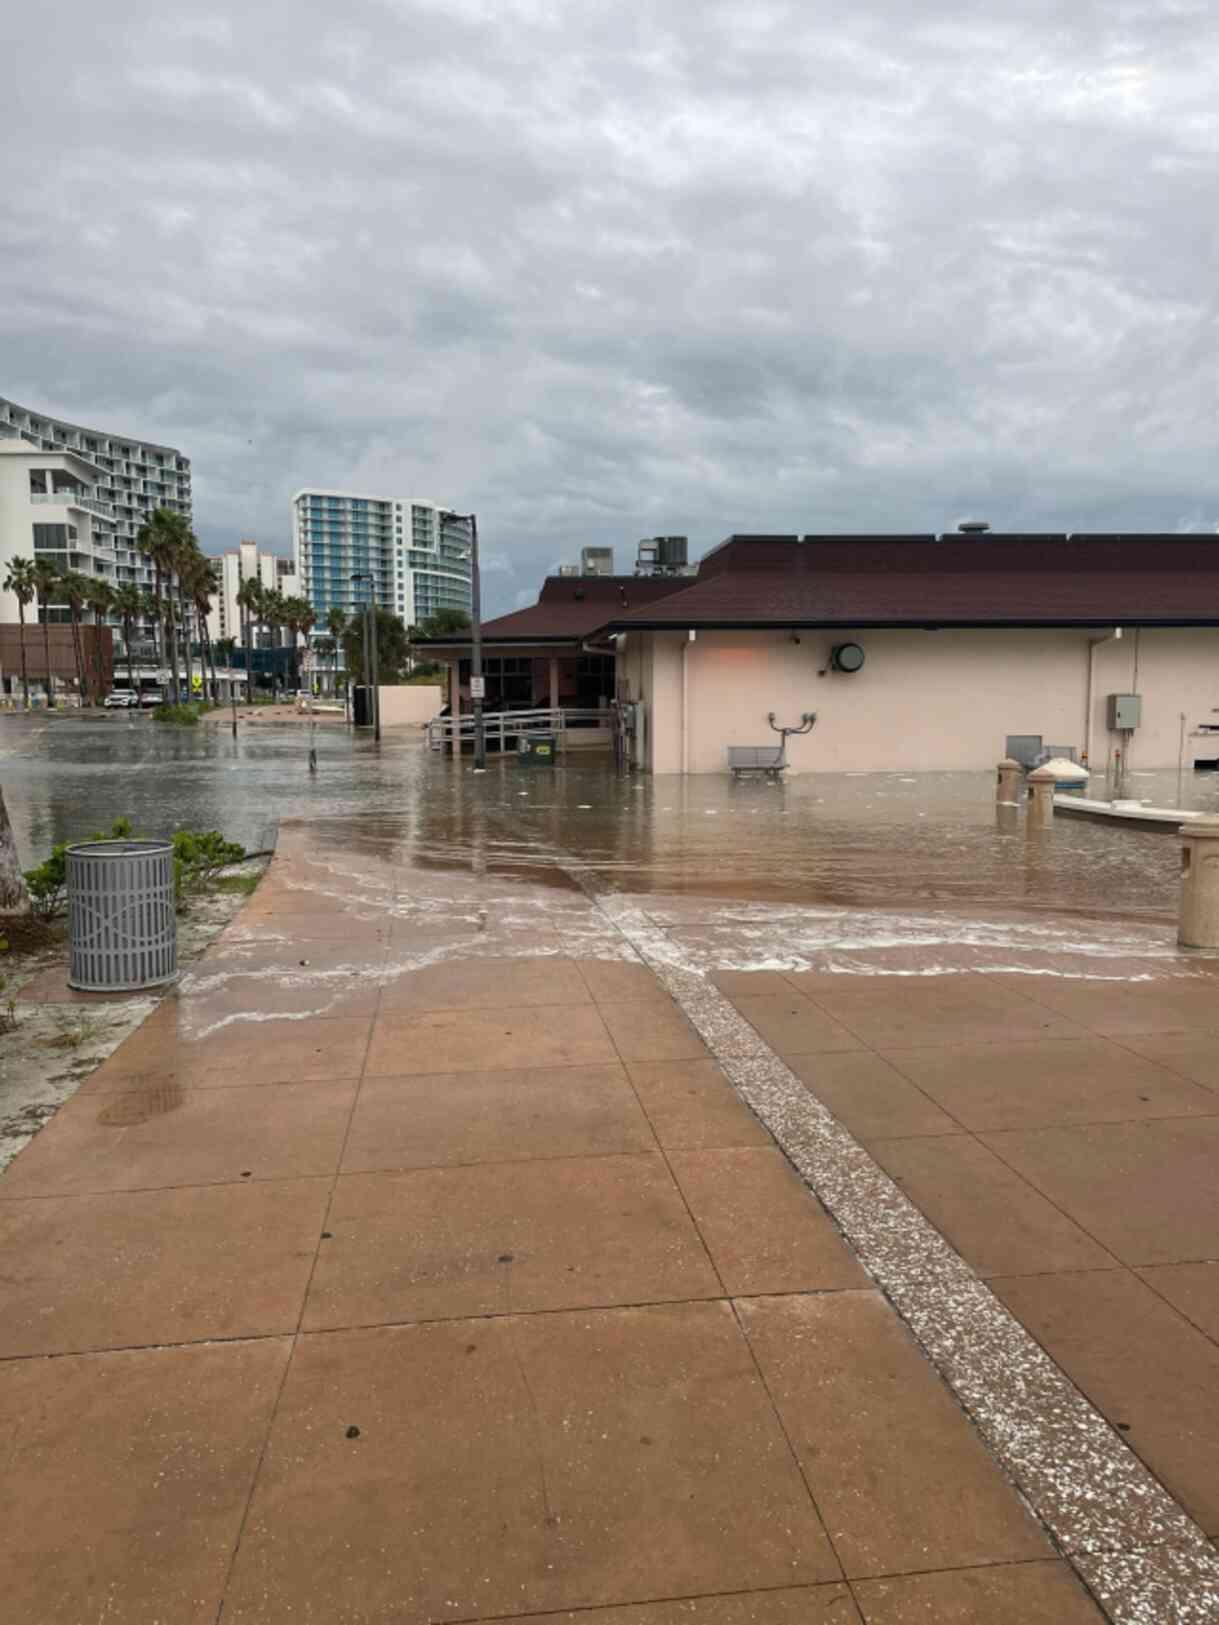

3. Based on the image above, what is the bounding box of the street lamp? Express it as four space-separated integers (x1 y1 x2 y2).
441 511 485 771
349 572 380 742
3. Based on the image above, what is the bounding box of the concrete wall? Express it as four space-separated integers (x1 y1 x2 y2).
377 684 444 727
625 626 1219 774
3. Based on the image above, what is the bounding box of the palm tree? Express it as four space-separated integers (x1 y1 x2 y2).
236 577 263 701
282 596 315 693
326 606 347 696
85 579 114 703
262 589 287 698
4 557 36 708
112 582 144 696
0 785 30 916
188 554 220 702
31 560 61 707
137 509 193 702
59 571 91 704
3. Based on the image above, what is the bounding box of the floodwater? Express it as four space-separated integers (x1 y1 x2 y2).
3 712 1216 921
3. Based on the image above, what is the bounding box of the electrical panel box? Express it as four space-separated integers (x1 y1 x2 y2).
1107 693 1141 731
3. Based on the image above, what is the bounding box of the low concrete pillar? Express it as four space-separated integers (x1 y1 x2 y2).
1027 763 1056 827
1179 815 1219 948
996 757 1023 805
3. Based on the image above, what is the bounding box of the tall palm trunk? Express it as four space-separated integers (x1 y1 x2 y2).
40 609 53 707
0 785 30 915
123 615 136 692
152 567 162 662
92 610 106 702
16 600 29 709
164 583 180 702
68 607 86 705
178 578 193 700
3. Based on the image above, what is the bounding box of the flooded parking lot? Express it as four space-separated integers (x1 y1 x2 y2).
4 713 1215 924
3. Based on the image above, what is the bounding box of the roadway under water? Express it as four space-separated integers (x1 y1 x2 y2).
3 712 1216 925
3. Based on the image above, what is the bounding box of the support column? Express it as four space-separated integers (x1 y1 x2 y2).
449 661 461 756
549 656 559 714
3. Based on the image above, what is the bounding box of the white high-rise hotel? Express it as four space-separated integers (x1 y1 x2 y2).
0 394 191 629
292 492 473 625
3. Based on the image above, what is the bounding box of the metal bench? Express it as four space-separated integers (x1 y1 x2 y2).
728 745 786 779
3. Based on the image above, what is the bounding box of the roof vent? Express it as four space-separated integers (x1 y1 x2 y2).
957 519 990 534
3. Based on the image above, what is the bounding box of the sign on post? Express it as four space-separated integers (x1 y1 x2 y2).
469 676 486 699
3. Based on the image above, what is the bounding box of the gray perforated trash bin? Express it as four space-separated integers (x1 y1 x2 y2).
67 839 178 992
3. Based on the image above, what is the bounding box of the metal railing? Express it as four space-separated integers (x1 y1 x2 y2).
427 706 615 752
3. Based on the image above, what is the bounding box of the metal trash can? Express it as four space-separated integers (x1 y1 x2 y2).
517 733 557 766
67 839 177 991
352 685 373 727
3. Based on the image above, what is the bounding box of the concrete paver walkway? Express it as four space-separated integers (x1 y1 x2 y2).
0 822 1195 1622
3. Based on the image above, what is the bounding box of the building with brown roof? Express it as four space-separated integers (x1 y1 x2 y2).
420 530 1219 774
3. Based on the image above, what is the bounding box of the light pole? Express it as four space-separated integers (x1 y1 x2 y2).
349 572 381 742
442 511 484 770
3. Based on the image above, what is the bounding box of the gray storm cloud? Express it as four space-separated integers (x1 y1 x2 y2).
2 0 1216 611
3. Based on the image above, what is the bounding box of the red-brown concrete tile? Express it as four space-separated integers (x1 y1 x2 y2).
575 958 672 1003
739 1292 1051 1578
598 999 709 1063
224 1305 840 1620
0 1337 290 1624
1007 975 1219 1035
625 1059 771 1150
93 1006 372 1084
1117 1030 1219 1094
669 1147 868 1295
807 975 1083 1049
712 969 799 998
981 1116 1219 1265
730 993 865 1056
852 1560 1104 1622
366 1004 617 1075
786 1051 957 1140
226 912 388 943
1137 1260 1219 1345
511 1589 862 1625
378 954 592 1012
0 1080 357 1195
0 1178 327 1355
304 1153 721 1328
991 1268 1219 1535
172 969 380 1022
342 1065 656 1171
869 1134 1117 1277
14 964 135 1003
882 1036 1216 1132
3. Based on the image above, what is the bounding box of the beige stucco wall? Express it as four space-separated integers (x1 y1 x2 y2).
377 684 444 727
620 627 1219 774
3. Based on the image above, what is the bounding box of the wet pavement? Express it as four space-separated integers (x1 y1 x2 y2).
5 711 1219 919
2 812 1218 1622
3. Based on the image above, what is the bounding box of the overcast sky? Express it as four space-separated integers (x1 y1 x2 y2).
3 1 1216 613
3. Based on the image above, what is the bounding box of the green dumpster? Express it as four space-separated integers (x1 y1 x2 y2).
517 733 557 766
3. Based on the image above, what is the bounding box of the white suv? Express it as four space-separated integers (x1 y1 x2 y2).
103 691 139 708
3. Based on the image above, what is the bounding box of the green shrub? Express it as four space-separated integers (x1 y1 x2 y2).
25 818 133 920
24 818 246 918
152 701 211 725
171 829 246 900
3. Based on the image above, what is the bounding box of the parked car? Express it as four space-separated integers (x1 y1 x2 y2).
138 690 164 708
103 691 139 708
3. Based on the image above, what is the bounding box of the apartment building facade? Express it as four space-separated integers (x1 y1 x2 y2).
0 393 191 640
205 541 299 646
291 491 472 627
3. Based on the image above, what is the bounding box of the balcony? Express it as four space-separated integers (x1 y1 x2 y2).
30 490 114 517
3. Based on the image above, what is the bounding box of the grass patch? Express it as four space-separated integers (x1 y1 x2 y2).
214 873 262 897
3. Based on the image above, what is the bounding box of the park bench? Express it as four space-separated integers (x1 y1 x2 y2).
727 744 787 779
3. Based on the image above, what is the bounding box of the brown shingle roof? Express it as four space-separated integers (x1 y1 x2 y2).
606 535 1219 630
421 575 691 646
